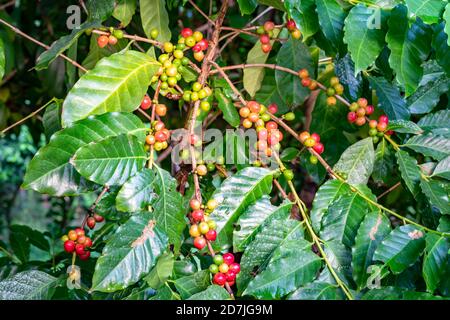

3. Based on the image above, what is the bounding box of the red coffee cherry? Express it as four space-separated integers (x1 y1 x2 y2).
213 273 227 286
181 28 193 38
191 209 204 222
141 95 152 110
205 230 217 241
223 253 234 265
229 263 241 274
64 240 75 253
97 35 109 48
94 213 104 222
193 236 206 250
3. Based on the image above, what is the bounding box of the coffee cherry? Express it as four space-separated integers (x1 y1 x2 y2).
225 271 236 282
219 263 229 273
366 105 374 115
291 29 301 39
264 21 275 32
192 43 202 53
309 155 318 165
145 135 155 145
206 199 218 210
200 100 211 112
304 137 316 148
207 163 216 172
330 77 340 87
265 121 278 131
150 28 159 39
369 120 378 129
198 39 209 51
248 113 259 123
286 19 297 31
268 103 278 114
356 107 366 117
154 120 165 131
313 142 324 154
108 35 118 45
248 101 261 113
258 129 268 141
190 199 201 210
369 128 378 136
192 209 204 222
61 235 69 242
261 43 272 53
141 95 152 110
378 115 389 124
310 133 320 143
229 262 241 274
358 98 368 108
193 51 205 62
209 264 219 274
189 224 201 237
372 136 380 144
349 102 359 112
223 253 234 265
97 35 109 48
193 31 203 42
377 122 387 132
301 78 312 87
386 130 394 136
64 240 75 253
199 222 209 234
213 254 224 265
308 80 318 90
68 230 78 241
284 112 295 121
256 26 265 35
355 116 366 126
326 88 336 97
242 118 252 129
326 97 337 106
205 230 217 241
155 131 168 142
157 104 168 116
181 28 193 38
75 228 85 237
84 237 92 248
260 34 270 44
207 220 217 230
194 236 206 250
239 107 250 118
299 131 310 143
75 244 85 255
334 84 344 95
298 69 309 79
196 164 208 176
185 36 196 47
213 273 227 286
283 169 294 181
347 112 357 123
113 29 124 39
77 235 86 245
78 251 90 261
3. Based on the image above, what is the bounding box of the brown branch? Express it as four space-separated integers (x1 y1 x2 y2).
377 182 402 200
188 0 215 25
92 29 163 48
0 0 15 11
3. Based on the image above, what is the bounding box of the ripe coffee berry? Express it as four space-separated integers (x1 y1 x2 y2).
223 253 234 265
377 122 388 132
181 28 193 38
310 133 320 142
299 131 310 143
366 105 374 115
79 251 91 261
229 263 241 274
141 95 152 110
64 240 75 253
261 43 271 53
355 117 366 126
266 121 278 130
87 217 96 229
326 97 337 106
301 78 312 87
264 21 275 32
248 101 261 113
205 230 217 241
97 35 109 48
379 115 389 124
213 273 227 286
193 236 206 250
198 39 209 51
298 69 309 79
225 271 236 282
347 112 357 123
108 35 118 45
75 244 85 255
304 137 316 148
68 230 77 241
313 142 324 154
286 19 296 31
268 103 278 114
196 164 208 176
190 199 201 210
219 263 229 273
192 210 204 222
259 34 270 44
189 225 201 237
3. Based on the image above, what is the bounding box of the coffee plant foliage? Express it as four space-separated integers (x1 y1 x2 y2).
0 0 449 301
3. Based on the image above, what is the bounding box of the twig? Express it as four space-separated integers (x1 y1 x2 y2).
0 0 15 11
92 29 163 48
377 182 402 200
188 0 215 25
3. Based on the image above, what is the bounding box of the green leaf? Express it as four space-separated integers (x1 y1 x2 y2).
352 212 391 289
369 76 410 120
87 0 114 21
333 137 375 185
144 252 174 289
433 156 450 180
258 0 285 11
408 72 450 114
237 0 257 15
372 139 397 185
116 169 157 212
149 286 180 300
237 218 304 293
209 167 274 249
9 231 29 263
62 50 160 126
10 225 49 251
96 187 123 220
361 286 403 299
335 53 363 101
35 20 101 71
417 109 450 134
91 212 168 292
373 225 426 274
284 0 320 39
254 71 287 114
343 5 387 74
113 0 137 27
423 234 449 292
420 179 450 214
0 37 5 79
322 240 353 284
445 3 450 44
315 0 347 51
215 89 240 127
72 134 147 186
275 38 314 106
387 120 423 134
433 21 450 76
42 99 63 139
140 0 171 42
310 180 352 232
320 193 369 247
396 149 422 197
243 241 321 299
386 5 431 96
23 113 146 196
0 271 58 300
233 197 292 251
178 65 197 83
403 134 450 161
287 281 344 300
243 29 279 97
405 0 447 25
187 285 231 300
174 270 211 299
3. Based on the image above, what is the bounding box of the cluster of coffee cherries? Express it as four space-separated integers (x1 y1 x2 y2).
285 19 301 39
145 120 170 151
62 228 92 260
178 28 209 62
210 253 241 287
182 81 213 111
188 199 219 250
86 213 104 230
324 77 345 106
256 21 277 53
140 94 167 117
346 98 374 126
153 52 185 91
97 29 124 48
299 69 319 91
240 100 271 129
368 115 392 143
299 131 325 164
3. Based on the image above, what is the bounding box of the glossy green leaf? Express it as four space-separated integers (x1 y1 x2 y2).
403 134 450 161
335 53 363 101
23 113 146 196
445 3 450 44
237 218 304 293
42 99 63 139
0 37 5 79
369 76 410 120
352 212 391 289
343 5 387 74
87 0 114 21
373 139 397 185
320 193 369 247
284 0 319 39
387 120 423 134
255 71 287 114
310 180 352 232
322 240 353 284
113 0 137 27
174 270 211 299
140 0 171 42
187 285 231 300
433 21 450 76
62 50 160 126
149 286 180 300
72 134 147 186
116 169 157 212
423 234 449 292
373 225 426 274
333 137 375 185
386 5 431 96
0 271 58 300
237 0 257 15
209 167 274 249
9 231 29 263
417 109 450 133
10 225 49 252
433 156 450 180
361 286 403 299
233 197 292 251
408 72 450 114
396 149 422 197
243 241 321 299
420 179 450 214
287 281 344 300
144 252 174 289
275 38 315 106
91 212 168 292
315 0 347 50
215 89 240 127
405 0 447 25
258 0 285 11
36 20 101 71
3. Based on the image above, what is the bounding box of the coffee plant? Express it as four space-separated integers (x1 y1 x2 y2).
0 0 449 301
